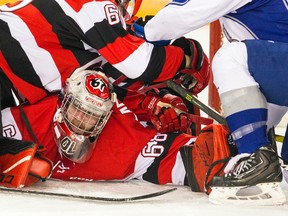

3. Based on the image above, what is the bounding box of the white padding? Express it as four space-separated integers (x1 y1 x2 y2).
212 42 258 94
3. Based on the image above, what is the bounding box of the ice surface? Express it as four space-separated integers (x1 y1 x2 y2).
1 179 287 216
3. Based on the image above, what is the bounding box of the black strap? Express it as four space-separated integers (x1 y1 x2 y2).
19 105 40 145
0 82 43 148
204 157 231 194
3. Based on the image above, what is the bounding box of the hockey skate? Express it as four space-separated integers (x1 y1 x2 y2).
282 160 288 185
209 145 287 206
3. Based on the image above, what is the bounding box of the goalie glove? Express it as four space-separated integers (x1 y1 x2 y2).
172 37 210 95
132 16 171 46
140 89 190 133
0 137 53 188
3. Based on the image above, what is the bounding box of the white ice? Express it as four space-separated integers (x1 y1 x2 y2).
1 179 287 216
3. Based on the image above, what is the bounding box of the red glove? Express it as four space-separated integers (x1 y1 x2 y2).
172 37 210 95
140 90 190 133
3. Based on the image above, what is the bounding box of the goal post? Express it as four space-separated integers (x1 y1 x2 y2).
208 20 222 113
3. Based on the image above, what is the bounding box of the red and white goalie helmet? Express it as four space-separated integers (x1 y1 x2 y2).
53 70 116 163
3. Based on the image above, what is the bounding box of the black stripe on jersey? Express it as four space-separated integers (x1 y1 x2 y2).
85 20 127 50
0 20 45 90
86 19 168 84
137 47 166 84
32 0 99 65
113 85 128 101
86 19 166 84
142 132 182 184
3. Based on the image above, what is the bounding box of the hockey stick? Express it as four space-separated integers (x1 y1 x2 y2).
165 80 227 125
276 134 284 143
0 187 177 202
165 80 286 142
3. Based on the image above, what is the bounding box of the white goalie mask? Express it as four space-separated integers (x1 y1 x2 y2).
53 70 116 163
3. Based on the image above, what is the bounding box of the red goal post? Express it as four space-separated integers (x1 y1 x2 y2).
208 20 222 113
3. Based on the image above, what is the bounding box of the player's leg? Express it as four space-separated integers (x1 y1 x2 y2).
209 40 287 205
246 40 288 187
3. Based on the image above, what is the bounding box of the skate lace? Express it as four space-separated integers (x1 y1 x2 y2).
231 154 255 176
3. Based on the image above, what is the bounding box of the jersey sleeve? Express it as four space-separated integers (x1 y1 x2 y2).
69 0 185 84
144 0 251 42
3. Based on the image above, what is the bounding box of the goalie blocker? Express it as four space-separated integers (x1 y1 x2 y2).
180 124 237 193
0 137 53 188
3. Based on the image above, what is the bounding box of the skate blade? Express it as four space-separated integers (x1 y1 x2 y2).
209 182 287 206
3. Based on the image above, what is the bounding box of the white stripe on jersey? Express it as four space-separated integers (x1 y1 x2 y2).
54 0 77 17
113 42 154 79
220 16 258 42
56 0 151 79
121 149 155 181
56 0 120 34
171 151 186 185
1 108 22 140
0 12 62 92
171 138 196 185
56 0 104 53
283 0 288 10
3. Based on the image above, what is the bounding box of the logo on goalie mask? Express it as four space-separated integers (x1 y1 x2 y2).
86 74 110 102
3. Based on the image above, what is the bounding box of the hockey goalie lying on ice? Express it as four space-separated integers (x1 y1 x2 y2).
0 70 286 206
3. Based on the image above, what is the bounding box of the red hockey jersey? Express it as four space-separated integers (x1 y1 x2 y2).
0 0 185 104
2 95 194 185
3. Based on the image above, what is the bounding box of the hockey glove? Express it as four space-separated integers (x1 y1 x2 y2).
132 16 171 46
172 37 210 95
0 137 53 188
140 89 190 133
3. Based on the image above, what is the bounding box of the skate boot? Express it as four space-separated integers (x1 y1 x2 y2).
282 160 288 185
209 145 287 205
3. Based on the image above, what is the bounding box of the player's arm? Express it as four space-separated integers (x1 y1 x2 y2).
75 1 201 84
89 20 209 89
86 22 184 84
141 0 250 42
114 84 190 133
